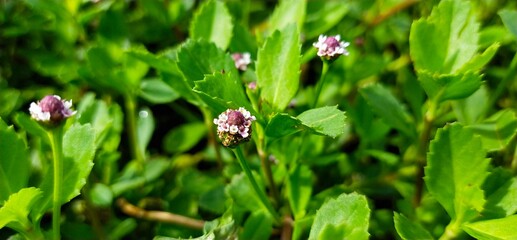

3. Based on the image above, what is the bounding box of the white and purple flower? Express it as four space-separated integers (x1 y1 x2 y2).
231 52 252 71
213 107 256 147
313 34 350 60
29 95 76 124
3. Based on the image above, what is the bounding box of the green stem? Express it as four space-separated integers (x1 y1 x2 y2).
49 126 64 240
256 127 280 206
439 220 461 240
124 94 144 166
233 146 280 223
312 61 330 108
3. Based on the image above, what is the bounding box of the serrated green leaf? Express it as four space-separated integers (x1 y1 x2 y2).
268 0 306 35
286 164 313 220
483 175 517 218
453 86 489 125
410 0 479 73
463 215 517 240
393 212 434 240
189 0 233 50
0 188 42 231
265 113 303 138
458 43 500 73
163 122 206 154
139 79 180 104
308 192 370 240
257 24 301 112
297 106 346 138
425 123 489 223
359 84 416 138
499 9 517 39
194 71 254 114
0 122 30 202
240 210 273 240
418 71 482 102
14 113 48 142
467 110 517 152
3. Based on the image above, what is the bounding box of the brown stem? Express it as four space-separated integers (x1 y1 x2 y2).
258 146 280 206
368 0 419 27
413 109 434 207
116 198 205 229
280 216 293 240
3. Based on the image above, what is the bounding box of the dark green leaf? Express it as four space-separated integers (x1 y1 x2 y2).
163 122 206 154
240 211 273 240
0 121 30 202
467 110 517 152
189 0 233 50
393 212 434 240
257 25 301 112
139 79 180 104
425 123 489 223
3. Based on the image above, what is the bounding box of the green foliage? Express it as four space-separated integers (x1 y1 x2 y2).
0 188 42 232
463 215 517 240
189 0 233 50
0 121 30 202
393 212 433 240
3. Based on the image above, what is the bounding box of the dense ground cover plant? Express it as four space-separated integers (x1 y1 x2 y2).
1 0 517 239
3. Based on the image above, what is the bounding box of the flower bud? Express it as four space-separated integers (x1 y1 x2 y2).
213 107 256 147
29 95 76 125
313 34 350 61
231 52 252 71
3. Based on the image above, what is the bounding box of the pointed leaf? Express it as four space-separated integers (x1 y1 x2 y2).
458 43 500 73
297 105 346 138
463 215 517 240
0 122 30 202
268 0 306 35
418 71 482 102
0 188 42 231
359 84 416 138
265 113 303 138
393 212 434 240
189 0 233 50
240 211 273 240
410 0 479 73
309 192 370 240
467 110 517 152
163 122 207 154
139 79 180 104
257 25 301 112
425 123 489 223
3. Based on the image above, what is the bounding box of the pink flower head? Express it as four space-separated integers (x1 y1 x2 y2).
29 95 76 124
213 107 256 147
313 34 350 60
231 52 252 71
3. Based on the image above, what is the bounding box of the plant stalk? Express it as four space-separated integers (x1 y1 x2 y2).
49 126 64 240
233 146 280 223
124 94 144 166
312 61 330 107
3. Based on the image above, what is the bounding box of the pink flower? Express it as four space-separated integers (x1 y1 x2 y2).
313 34 350 60
213 107 256 147
29 95 76 124
231 52 252 71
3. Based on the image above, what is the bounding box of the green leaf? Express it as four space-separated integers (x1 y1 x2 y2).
0 122 30 202
410 0 479 73
0 188 42 231
463 215 517 240
308 192 370 240
137 107 154 156
393 212 434 240
467 110 517 152
418 71 482 102
297 106 346 138
189 0 233 50
257 24 301 112
139 79 180 104
163 122 207 154
240 211 273 240
359 84 416 138
265 113 303 138
225 173 263 212
199 186 226 214
286 164 313 219
13 113 48 142
483 173 517 218
304 0 348 40
161 72 202 106
194 71 254 114
268 0 306 35
127 47 176 74
499 9 517 39
89 183 113 207
425 123 489 223
453 86 489 125
458 43 500 73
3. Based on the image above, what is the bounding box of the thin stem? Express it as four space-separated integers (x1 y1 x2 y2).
124 94 144 166
49 126 64 240
202 108 223 168
257 138 280 206
233 146 280 223
312 61 330 108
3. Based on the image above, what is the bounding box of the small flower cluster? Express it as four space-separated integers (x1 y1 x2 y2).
231 52 251 71
313 34 350 61
29 95 76 125
213 107 256 147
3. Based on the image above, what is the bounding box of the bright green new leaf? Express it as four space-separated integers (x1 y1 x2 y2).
268 0 306 35
189 0 233 50
257 24 301 112
499 9 517 39
393 212 434 240
297 105 346 138
163 122 206 154
418 71 482 102
359 84 416 138
463 215 517 240
265 113 303 138
425 123 489 223
194 71 255 115
410 0 479 73
240 210 273 240
139 79 180 104
0 122 30 202
308 192 370 240
286 164 313 220
458 43 500 73
467 110 517 152
0 188 42 231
